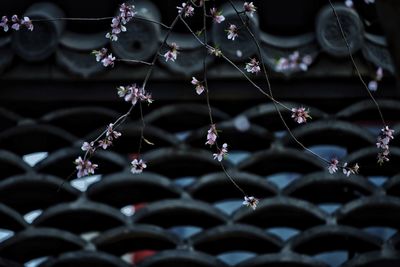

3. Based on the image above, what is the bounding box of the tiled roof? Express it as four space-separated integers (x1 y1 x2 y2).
0 99 400 266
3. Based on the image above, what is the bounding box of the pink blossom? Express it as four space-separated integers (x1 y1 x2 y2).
119 3 136 24
0 16 8 32
106 123 122 139
21 17 33 31
243 2 257 17
131 158 147 174
242 196 259 210
98 138 112 150
92 48 108 62
291 107 311 124
213 143 228 162
191 77 205 95
177 3 195 17
106 16 126 41
74 156 98 178
118 84 153 105
210 8 225 24
81 141 95 153
227 24 238 41
376 126 394 164
164 43 179 62
101 54 116 67
328 158 339 174
245 58 261 74
11 15 20 31
205 124 218 146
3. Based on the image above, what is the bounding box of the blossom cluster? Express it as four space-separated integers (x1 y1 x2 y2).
210 7 225 24
117 84 153 106
376 126 395 165
164 43 179 62
243 2 257 17
75 124 123 178
0 15 33 32
74 156 98 178
243 196 259 210
291 107 311 124
227 24 239 41
106 3 136 41
368 67 383 92
92 48 116 67
245 58 261 74
191 77 205 95
328 158 360 177
177 3 195 17
276 51 312 72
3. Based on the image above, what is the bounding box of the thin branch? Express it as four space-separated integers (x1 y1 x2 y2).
227 0 329 164
116 59 153 65
328 0 386 126
31 15 171 29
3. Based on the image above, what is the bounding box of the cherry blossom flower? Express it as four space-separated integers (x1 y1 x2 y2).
21 16 33 31
0 16 8 32
105 3 136 41
118 84 153 105
81 141 95 154
227 24 238 41
377 151 389 165
328 158 339 174
74 157 98 178
213 143 228 162
106 123 122 139
210 7 225 24
191 77 205 95
91 49 115 67
245 58 260 74
5 15 34 31
242 196 259 210
177 3 194 17
342 162 359 177
119 3 136 24
101 54 116 67
291 107 311 124
208 46 222 57
205 124 218 146
92 48 108 62
98 138 112 149
376 126 394 164
243 2 257 17
11 15 20 30
131 158 147 174
106 16 126 41
164 42 179 62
